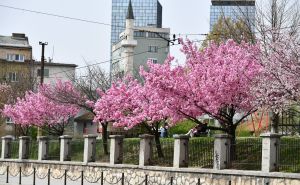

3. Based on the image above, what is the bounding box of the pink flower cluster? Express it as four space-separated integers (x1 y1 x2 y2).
2 91 79 127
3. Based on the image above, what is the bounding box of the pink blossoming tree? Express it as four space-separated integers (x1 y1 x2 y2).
2 91 79 136
141 39 262 142
254 34 300 132
94 78 170 157
39 80 110 154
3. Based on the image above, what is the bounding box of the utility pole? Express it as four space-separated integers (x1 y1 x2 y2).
39 42 48 85
38 41 48 136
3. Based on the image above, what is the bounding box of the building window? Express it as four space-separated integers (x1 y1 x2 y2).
148 46 158 53
6 54 25 62
148 58 158 64
37 69 49 77
5 117 14 125
134 31 145 37
7 72 18 82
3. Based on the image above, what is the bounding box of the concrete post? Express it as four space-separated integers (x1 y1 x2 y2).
1 136 13 159
213 134 231 170
139 134 154 166
261 133 281 172
109 135 124 165
59 135 72 162
18 136 30 160
173 135 189 168
37 136 48 160
83 135 97 163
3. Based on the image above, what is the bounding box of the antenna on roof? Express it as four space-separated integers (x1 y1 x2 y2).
51 46 55 62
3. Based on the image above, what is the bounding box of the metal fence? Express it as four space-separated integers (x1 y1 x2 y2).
152 139 174 166
29 140 38 160
7 137 300 174
95 139 110 163
48 140 60 160
279 137 300 173
229 138 262 170
70 140 84 162
11 140 19 159
123 138 140 165
189 138 214 168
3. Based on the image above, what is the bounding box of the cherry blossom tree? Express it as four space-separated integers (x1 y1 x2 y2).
94 78 170 158
39 80 111 154
254 34 300 132
2 91 79 136
141 39 262 142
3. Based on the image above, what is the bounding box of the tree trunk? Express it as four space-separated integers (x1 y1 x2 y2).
271 112 279 133
101 123 109 155
227 124 237 164
154 132 164 158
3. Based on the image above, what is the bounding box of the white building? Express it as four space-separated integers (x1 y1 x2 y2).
33 61 77 84
111 0 170 78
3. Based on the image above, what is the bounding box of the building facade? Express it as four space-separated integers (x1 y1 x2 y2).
111 0 162 45
111 0 169 78
33 61 77 85
210 0 256 31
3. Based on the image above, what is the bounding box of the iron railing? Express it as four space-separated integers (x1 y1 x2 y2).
152 138 174 166
48 140 60 160
11 140 19 159
70 140 84 162
279 137 300 173
95 139 110 163
189 137 214 168
229 138 262 170
123 138 140 165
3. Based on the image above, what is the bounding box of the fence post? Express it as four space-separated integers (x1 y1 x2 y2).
213 134 231 170
19 136 30 160
38 136 48 160
109 135 124 165
59 135 72 162
1 136 13 159
83 134 97 163
173 135 189 168
139 134 154 166
260 133 281 172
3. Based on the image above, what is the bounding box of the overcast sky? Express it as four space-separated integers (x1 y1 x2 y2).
0 0 211 72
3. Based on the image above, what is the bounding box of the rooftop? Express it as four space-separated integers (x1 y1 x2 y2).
0 33 31 49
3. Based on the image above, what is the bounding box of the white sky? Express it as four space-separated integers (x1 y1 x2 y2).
0 0 212 72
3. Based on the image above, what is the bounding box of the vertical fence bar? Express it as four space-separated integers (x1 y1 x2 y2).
145 175 148 185
6 166 9 183
101 171 103 185
197 178 201 185
81 171 84 185
64 170 67 185
48 168 50 185
121 172 124 185
33 168 36 185
170 177 173 185
19 167 21 185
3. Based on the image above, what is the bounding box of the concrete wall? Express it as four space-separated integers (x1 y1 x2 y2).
0 160 299 185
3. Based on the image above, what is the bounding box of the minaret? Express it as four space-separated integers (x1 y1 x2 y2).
121 0 137 76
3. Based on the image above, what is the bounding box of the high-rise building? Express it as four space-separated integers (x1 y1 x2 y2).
210 0 256 31
111 0 162 45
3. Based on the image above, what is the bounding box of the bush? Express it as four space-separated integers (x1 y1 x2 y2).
168 120 197 136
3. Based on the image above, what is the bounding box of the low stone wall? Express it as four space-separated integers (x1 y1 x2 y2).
0 159 300 185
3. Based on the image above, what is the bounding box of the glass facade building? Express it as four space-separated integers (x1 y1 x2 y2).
210 0 256 31
111 0 162 45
